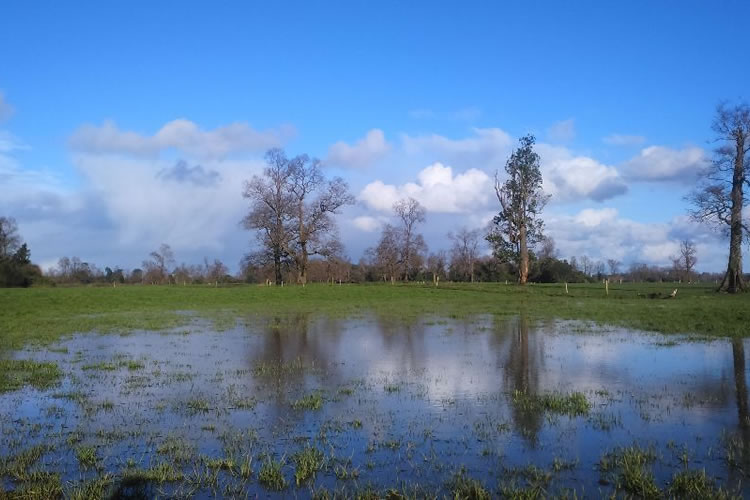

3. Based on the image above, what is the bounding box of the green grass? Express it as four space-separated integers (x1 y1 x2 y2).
258 458 287 491
292 446 325 485
0 359 61 394
667 469 739 500
292 392 324 411
75 446 98 469
512 390 591 417
0 282 747 355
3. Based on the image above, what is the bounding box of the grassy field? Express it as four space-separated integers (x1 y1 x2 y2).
1 281 748 353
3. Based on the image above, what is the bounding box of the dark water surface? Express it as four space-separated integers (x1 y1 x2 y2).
1 313 748 497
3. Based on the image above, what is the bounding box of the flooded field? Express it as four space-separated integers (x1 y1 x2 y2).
1 313 747 498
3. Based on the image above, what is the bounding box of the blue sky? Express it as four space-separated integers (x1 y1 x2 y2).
1 1 748 273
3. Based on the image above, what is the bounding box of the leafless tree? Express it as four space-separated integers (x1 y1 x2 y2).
285 155 354 285
606 259 621 276
427 251 447 282
242 148 353 285
143 243 174 284
204 257 229 284
368 224 401 283
0 216 21 258
688 102 750 292
449 227 481 282
672 239 698 283
537 236 557 260
489 135 549 284
579 255 593 276
242 148 295 285
393 198 426 281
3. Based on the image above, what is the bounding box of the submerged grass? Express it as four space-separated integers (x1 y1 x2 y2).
0 359 61 394
512 390 591 417
293 446 325 485
1 282 748 356
292 392 324 411
258 458 287 491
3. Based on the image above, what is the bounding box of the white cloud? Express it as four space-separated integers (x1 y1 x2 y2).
72 153 261 249
547 118 575 143
622 145 708 183
352 215 384 232
574 207 618 227
537 144 627 202
0 92 13 122
359 162 493 214
401 127 512 170
69 119 294 160
326 129 390 169
544 207 725 270
603 134 646 146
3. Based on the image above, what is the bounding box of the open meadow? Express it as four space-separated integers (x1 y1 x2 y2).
1 283 750 498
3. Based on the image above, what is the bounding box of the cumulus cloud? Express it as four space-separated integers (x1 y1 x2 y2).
544 207 726 270
547 118 575 143
537 144 627 202
0 92 13 122
359 162 493 213
401 127 512 170
69 119 294 160
352 215 385 232
72 152 262 250
326 129 390 169
603 134 646 146
622 145 708 183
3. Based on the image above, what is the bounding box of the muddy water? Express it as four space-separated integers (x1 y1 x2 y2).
1 314 748 497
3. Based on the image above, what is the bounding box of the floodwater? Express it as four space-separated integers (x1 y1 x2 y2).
1 313 749 497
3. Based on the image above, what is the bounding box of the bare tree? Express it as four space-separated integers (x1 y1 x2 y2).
538 236 557 260
204 257 229 284
242 148 295 285
143 243 174 284
393 198 426 281
606 259 621 276
368 224 402 283
678 239 698 283
427 251 447 282
488 135 549 284
449 227 481 282
688 102 750 293
0 216 21 258
579 255 593 276
285 155 354 285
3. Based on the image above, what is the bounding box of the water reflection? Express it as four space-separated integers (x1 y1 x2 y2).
1 313 749 497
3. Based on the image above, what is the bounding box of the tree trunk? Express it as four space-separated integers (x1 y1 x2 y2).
518 223 529 285
722 134 746 293
273 247 282 285
298 241 308 285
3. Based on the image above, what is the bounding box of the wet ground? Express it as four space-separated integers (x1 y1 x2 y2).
1 313 748 498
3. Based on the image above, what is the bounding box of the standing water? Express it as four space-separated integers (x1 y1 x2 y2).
0 313 747 497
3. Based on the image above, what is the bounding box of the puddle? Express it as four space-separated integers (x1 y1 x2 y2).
1 313 748 497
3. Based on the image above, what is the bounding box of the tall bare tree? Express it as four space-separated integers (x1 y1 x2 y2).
449 227 481 282
368 224 401 283
606 259 621 276
488 135 549 284
242 148 295 285
688 102 750 293
393 198 426 281
285 155 354 285
143 243 174 284
678 239 698 283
